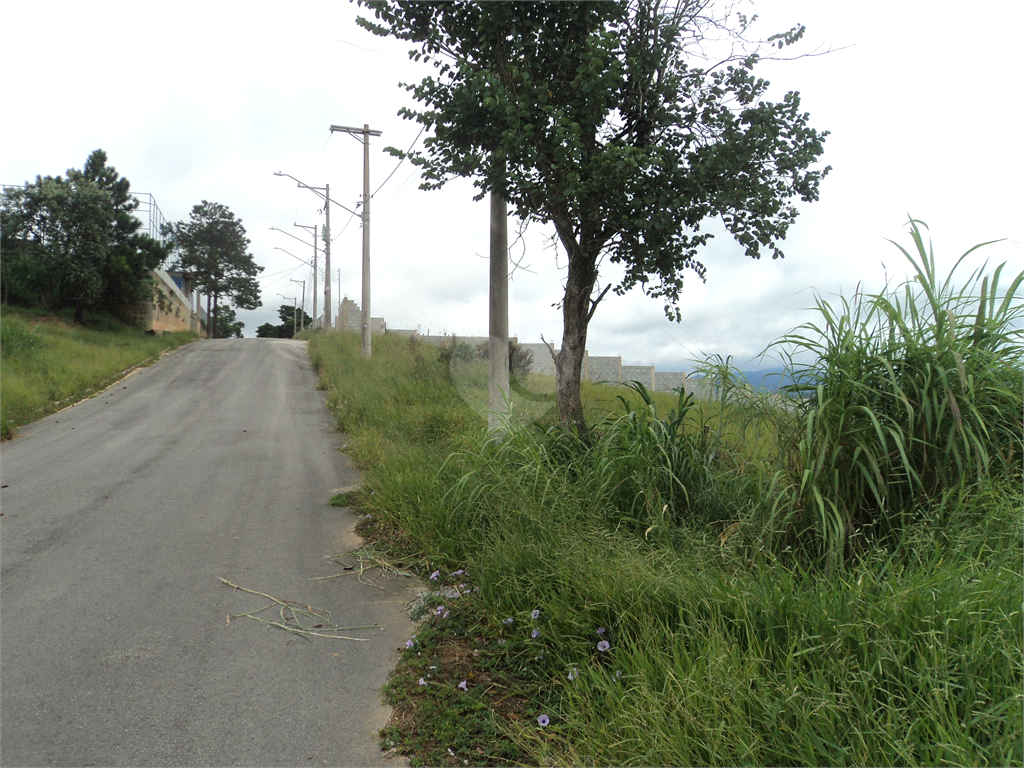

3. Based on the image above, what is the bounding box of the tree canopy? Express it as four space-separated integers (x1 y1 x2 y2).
357 0 831 430
0 150 167 321
216 305 246 338
163 201 263 339
256 304 313 338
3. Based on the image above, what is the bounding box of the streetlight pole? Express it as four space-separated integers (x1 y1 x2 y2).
278 294 297 337
329 123 381 357
290 279 306 331
294 224 318 328
274 173 358 331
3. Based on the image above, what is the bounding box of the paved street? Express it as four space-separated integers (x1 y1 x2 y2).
1 338 418 767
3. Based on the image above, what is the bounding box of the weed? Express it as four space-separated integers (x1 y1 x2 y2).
307 227 1023 766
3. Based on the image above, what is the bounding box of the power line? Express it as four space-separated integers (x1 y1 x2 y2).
370 128 421 198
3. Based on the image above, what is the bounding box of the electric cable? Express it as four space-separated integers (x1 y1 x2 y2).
372 126 425 198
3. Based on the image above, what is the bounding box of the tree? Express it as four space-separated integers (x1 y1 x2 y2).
1 173 114 322
70 150 168 313
216 306 245 338
255 304 313 338
357 0 830 431
163 201 263 339
0 150 166 321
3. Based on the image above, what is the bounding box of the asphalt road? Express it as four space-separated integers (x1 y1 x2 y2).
1 338 419 767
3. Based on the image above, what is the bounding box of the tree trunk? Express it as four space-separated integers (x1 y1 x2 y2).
555 244 598 434
211 293 219 340
206 294 211 338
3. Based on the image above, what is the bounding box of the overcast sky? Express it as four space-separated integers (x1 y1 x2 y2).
3 1 1021 372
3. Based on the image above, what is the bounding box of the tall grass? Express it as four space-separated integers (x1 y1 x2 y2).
0 306 196 438
766 220 1023 568
306 223 1022 766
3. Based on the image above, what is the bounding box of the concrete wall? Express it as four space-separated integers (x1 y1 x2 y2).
373 327 693 395
654 371 687 393
621 365 655 390
520 343 557 376
144 269 203 336
587 355 622 384
413 334 519 348
336 296 385 335
337 297 360 333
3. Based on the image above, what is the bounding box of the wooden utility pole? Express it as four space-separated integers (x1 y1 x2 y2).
488 187 510 434
329 123 381 357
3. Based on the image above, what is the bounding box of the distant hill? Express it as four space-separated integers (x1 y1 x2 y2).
688 367 816 393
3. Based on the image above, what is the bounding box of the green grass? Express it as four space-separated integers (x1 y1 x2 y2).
0 305 197 438
306 224 1022 767
766 219 1024 569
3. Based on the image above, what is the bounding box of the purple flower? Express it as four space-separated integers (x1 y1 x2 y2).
435 605 445 615
458 680 468 691
429 570 440 580
497 639 506 645
614 670 623 681
532 629 540 638
598 640 610 652
531 609 540 619
596 627 606 635
451 569 464 576
537 714 550 726
418 678 426 686
568 667 578 681
442 609 450 619
473 586 481 593
457 584 466 590
503 617 514 625
405 639 414 649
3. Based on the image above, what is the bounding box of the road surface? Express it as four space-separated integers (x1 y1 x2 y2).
1 338 419 767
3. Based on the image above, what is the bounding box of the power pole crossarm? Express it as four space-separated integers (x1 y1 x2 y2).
329 124 382 138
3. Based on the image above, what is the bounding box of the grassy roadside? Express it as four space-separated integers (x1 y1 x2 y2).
308 228 1022 766
0 305 197 439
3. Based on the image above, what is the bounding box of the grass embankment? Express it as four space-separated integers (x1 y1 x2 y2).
0 305 197 439
308 225 1022 767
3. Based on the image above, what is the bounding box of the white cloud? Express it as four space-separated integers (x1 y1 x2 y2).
2 0 1020 368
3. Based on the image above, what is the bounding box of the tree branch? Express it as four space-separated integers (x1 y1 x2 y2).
587 284 612 323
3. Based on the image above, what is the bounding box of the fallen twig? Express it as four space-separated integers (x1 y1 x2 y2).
220 578 383 641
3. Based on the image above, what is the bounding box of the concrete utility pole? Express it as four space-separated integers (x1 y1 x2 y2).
274 173 357 330
488 187 510 435
329 123 381 357
278 294 297 336
294 223 318 328
290 279 306 331
324 183 331 331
